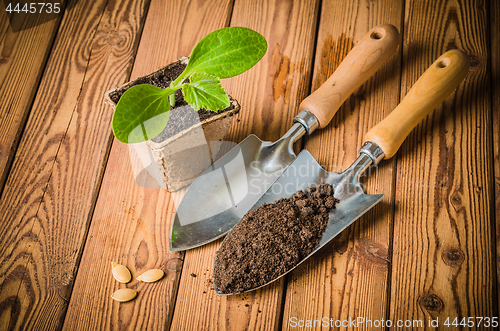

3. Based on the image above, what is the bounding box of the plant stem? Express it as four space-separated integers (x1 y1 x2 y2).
169 93 176 107
171 68 191 89
163 85 184 108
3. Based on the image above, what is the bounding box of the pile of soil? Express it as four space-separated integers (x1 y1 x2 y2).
108 62 234 142
214 183 339 294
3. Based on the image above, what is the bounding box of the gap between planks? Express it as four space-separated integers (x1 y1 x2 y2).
169 0 321 330
63 0 236 330
0 0 151 329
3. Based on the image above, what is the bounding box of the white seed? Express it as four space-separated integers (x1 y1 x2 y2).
136 269 164 283
111 288 137 302
111 262 132 283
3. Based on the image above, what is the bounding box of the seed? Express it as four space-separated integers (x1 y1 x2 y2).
111 288 137 302
136 269 164 283
111 262 132 283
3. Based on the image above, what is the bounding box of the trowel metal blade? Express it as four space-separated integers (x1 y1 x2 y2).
170 134 297 251
214 150 384 294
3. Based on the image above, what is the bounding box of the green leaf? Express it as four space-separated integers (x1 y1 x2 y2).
112 84 172 143
181 27 267 80
112 27 268 144
182 73 230 111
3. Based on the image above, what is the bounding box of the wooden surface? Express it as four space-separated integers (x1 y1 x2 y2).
171 1 320 330
0 0 150 329
491 0 500 314
0 0 498 330
283 2 402 329
391 0 495 325
0 3 63 190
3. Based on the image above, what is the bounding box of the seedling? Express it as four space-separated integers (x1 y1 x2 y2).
112 27 267 143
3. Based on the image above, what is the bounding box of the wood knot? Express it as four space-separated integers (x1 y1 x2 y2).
442 247 464 266
166 257 183 271
469 55 480 67
466 54 482 72
106 32 124 46
354 91 366 102
134 240 149 269
357 238 389 266
332 237 348 254
450 191 462 210
420 293 444 312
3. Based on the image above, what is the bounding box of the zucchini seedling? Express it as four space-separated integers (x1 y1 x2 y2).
112 27 267 144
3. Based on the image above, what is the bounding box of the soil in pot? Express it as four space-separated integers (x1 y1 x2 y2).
214 183 339 294
108 62 236 142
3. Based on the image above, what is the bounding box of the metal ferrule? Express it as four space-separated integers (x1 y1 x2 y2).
266 110 319 164
359 141 385 165
293 109 320 135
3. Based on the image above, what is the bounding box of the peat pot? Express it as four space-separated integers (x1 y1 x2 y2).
105 57 240 191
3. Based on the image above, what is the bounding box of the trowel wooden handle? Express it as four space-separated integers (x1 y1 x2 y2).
299 24 399 129
364 49 470 159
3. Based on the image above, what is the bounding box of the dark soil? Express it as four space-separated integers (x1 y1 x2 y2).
108 62 235 142
214 183 339 294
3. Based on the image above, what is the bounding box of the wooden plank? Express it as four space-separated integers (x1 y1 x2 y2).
0 6 12 40
491 0 500 316
0 3 63 191
0 0 150 329
62 0 235 329
281 1 403 329
390 0 495 326
169 0 320 330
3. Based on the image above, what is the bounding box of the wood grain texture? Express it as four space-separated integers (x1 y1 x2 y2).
390 0 495 327
491 0 500 317
223 0 320 144
0 7 10 37
0 0 496 329
281 1 403 330
0 0 150 329
0 3 63 191
63 0 235 329
63 143 180 330
169 0 320 330
127 0 234 81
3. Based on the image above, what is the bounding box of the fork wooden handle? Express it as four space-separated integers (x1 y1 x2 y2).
364 49 470 159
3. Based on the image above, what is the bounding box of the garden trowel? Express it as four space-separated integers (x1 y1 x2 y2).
170 25 400 251
214 49 470 294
